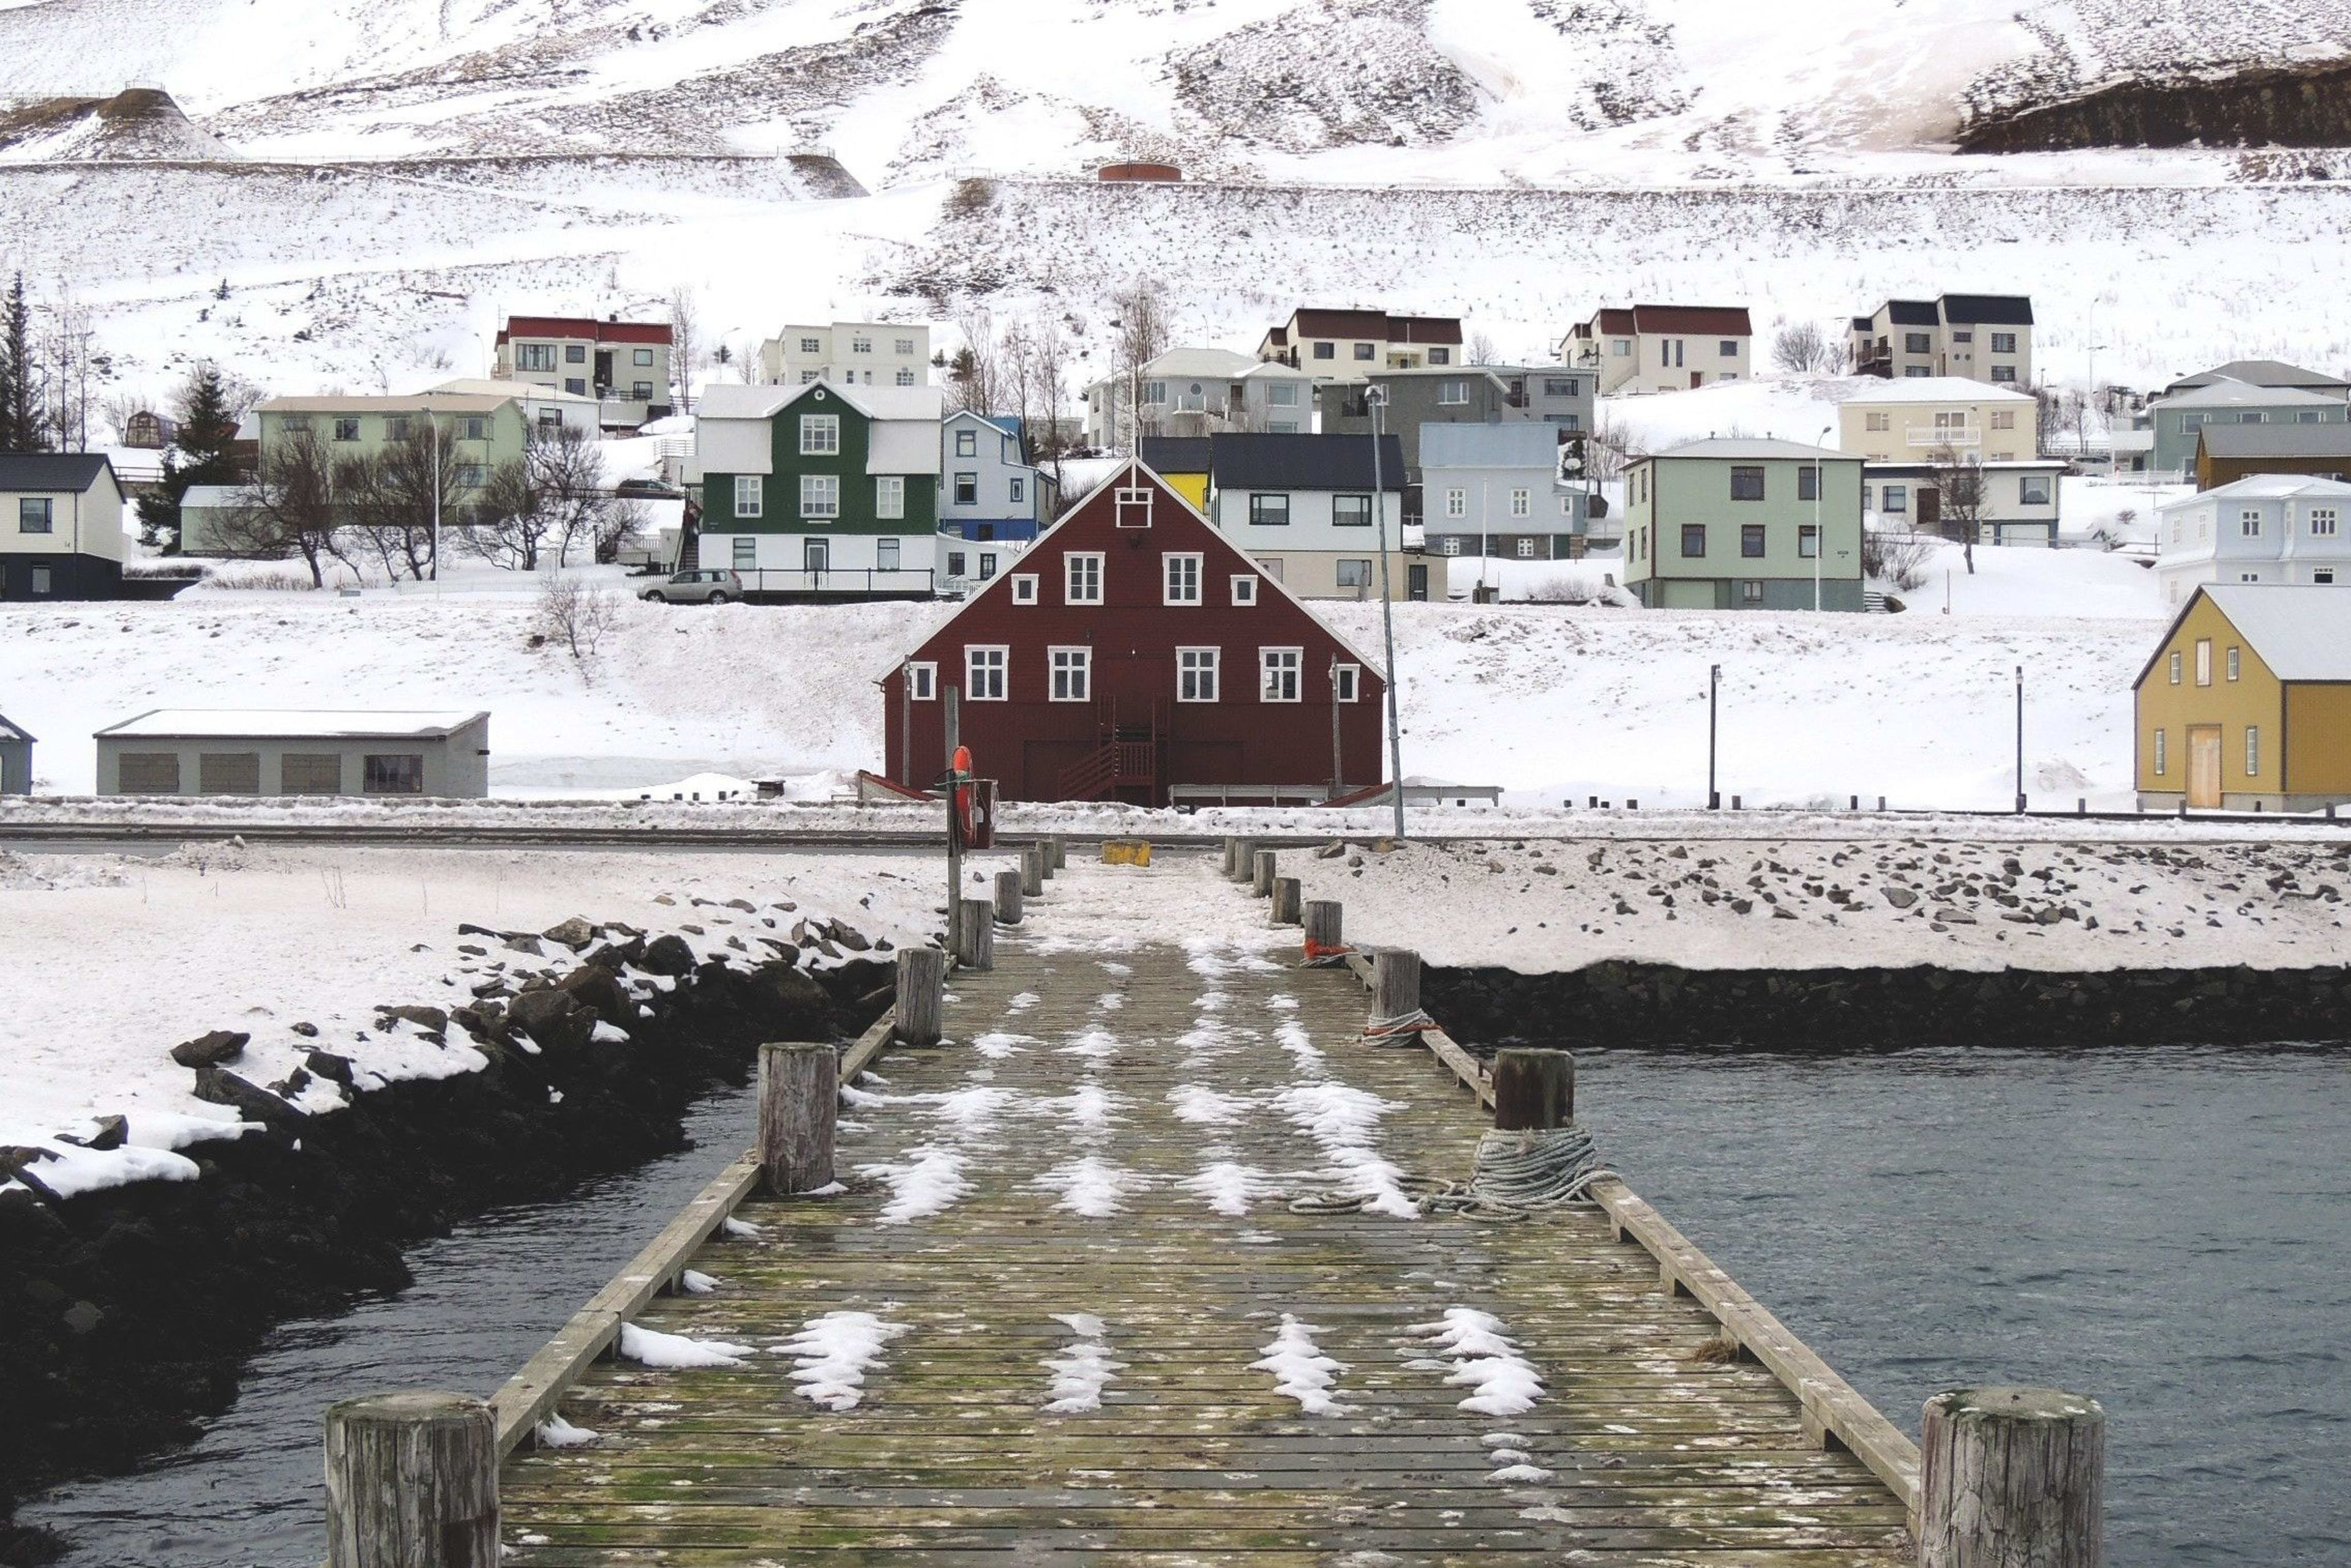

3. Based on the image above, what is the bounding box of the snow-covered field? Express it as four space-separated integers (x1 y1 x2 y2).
0 549 2166 808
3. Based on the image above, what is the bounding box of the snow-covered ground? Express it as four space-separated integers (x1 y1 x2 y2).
0 842 1008 1198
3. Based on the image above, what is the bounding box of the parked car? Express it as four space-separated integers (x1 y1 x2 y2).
640 569 743 604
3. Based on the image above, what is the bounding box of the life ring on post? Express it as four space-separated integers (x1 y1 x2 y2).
951 745 975 844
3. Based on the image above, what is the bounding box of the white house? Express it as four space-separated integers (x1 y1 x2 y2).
1082 348 1315 448
1 452 126 601
2154 475 2351 606
1205 432 1417 601
759 321 933 389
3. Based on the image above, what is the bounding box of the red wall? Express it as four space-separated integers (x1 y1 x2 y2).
881 463 1385 802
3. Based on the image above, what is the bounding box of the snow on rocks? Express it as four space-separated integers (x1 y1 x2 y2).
618 1322 753 1370
1253 1315 1351 1416
1408 1309 1545 1417
771 1310 910 1412
1041 1313 1124 1414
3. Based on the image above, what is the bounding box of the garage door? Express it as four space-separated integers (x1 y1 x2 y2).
1659 580 1715 610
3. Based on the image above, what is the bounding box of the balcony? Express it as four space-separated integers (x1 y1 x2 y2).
733 568 939 599
1907 428 1981 449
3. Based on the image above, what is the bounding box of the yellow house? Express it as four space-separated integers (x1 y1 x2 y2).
1139 436 1211 511
2135 583 2351 810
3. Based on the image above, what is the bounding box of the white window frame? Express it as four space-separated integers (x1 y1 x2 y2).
800 473 839 520
733 475 762 518
908 661 937 701
2246 726 2260 776
800 413 840 455
1049 647 1092 703
965 645 1007 702
1064 551 1104 604
1515 538 1535 558
1332 662 1361 703
1114 487 1153 528
2312 507 2340 536
731 537 757 569
1260 647 1303 703
1445 489 1467 519
1010 572 1038 604
1231 574 1258 606
2152 727 2165 776
1510 488 1531 518
2241 508 2262 538
1335 558 1374 589
1177 647 1220 703
875 475 905 519
955 429 977 457
1163 552 1203 605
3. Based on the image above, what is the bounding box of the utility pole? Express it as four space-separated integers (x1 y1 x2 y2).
943 685 962 939
1479 477 1490 598
2014 664 2027 815
1329 656 1343 798
1814 425 1833 611
1368 388 1406 841
424 394 441 590
1708 663 1721 809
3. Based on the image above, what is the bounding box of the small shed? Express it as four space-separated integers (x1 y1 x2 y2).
1098 160 1181 182
2135 584 2351 811
122 410 177 449
93 710 492 798
0 712 33 795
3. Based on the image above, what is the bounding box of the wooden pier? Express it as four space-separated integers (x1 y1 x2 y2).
465 851 1941 1564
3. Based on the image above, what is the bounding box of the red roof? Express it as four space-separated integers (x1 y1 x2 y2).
495 315 672 347
1630 304 1751 336
1284 308 1464 346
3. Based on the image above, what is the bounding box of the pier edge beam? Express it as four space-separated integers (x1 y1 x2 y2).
324 1390 498 1567
1491 1047 1575 1130
1919 1386 2104 1568
758 1041 839 1196
894 946 947 1048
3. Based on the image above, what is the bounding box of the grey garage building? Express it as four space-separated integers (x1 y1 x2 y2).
94 710 492 798
1 711 32 795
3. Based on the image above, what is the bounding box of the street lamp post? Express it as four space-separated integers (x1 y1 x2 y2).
1815 424 1833 611
2014 664 2027 814
1708 663 1721 810
1368 388 1406 842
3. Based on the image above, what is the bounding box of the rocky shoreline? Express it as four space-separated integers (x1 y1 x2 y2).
1427 959 2351 1052
0 912 895 1565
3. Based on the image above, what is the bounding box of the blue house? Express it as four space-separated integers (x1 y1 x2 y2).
938 411 1048 542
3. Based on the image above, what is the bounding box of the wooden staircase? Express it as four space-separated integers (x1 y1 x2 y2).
1059 697 1166 802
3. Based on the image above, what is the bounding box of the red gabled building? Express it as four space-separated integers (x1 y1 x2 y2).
880 460 1387 805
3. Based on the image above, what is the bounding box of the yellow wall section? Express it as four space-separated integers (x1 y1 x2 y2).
2285 685 2351 793
1160 471 1209 510
2134 596 2283 792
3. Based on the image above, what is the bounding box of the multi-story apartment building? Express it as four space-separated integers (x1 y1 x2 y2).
2154 475 2351 606
1082 350 1316 448
491 315 673 430
1316 366 1595 464
1254 307 1464 381
1838 379 2038 462
1847 295 2033 386
1562 306 1752 396
1621 438 1865 611
757 321 932 389
695 381 945 599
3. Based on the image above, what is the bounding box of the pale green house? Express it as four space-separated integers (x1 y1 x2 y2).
1622 438 1865 611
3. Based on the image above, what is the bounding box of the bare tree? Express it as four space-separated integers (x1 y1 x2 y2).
1466 329 1498 366
343 421 463 580
1771 322 1842 376
225 429 350 586
39 292 97 451
465 425 638 569
1109 279 1169 445
465 457 553 571
1024 313 1073 484
1929 444 1986 574
668 287 700 415
950 306 1005 416
536 570 623 678
1861 525 1933 593
1586 410 1641 483
533 424 624 565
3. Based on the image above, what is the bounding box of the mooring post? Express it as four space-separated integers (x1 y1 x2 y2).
324 1391 498 1567
955 897 996 970
894 946 946 1048
758 1041 838 1196
1302 899 1343 956
1251 848 1278 896
1020 846 1044 896
1047 835 1067 871
992 868 1023 926
1221 837 1242 877
1491 1048 1575 1130
1229 838 1259 882
1371 948 1421 1026
1270 876 1303 926
1918 1387 2104 1568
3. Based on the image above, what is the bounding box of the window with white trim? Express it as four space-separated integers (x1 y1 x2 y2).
907 662 936 700
1011 573 1038 604
1510 488 1531 518
875 475 904 519
2227 646 2241 681
1231 574 1258 605
1260 648 1302 702
2312 508 2339 536
1049 647 1092 702
2246 726 2260 776
2241 508 2262 538
2195 639 2212 686
1164 553 1202 604
1332 662 1360 702
1177 647 1220 703
1441 538 1461 555
800 474 839 519
2169 650 2183 685
800 413 839 455
2152 727 2165 776
1114 487 1153 528
1064 552 1104 604
732 537 757 568
732 475 762 518
1445 489 1466 519
1516 539 1535 558
966 645 1007 700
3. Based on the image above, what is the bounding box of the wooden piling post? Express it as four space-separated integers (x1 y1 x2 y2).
1919 1387 2104 1568
894 946 946 1048
1302 899 1342 956
757 1042 838 1195
992 869 1023 925
1221 838 1242 877
1047 835 1066 871
954 897 995 970
1492 1048 1575 1130
1371 948 1421 1025
1229 838 1259 881
1021 846 1044 896
1270 876 1303 926
1251 848 1278 896
324 1391 498 1567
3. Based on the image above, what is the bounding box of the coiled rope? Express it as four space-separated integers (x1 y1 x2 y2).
1362 1008 1435 1043
1286 1125 1615 1220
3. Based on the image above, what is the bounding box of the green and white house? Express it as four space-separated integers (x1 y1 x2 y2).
696 381 945 599
1622 438 1865 612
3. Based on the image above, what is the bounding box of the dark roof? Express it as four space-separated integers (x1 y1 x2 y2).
0 712 32 745
1883 299 1940 326
1210 433 1405 492
2169 359 2351 396
2196 422 2351 459
495 315 672 346
0 452 116 493
1848 316 1875 332
1284 309 1464 346
1140 437 1212 473
1630 304 1751 336
1938 294 2034 326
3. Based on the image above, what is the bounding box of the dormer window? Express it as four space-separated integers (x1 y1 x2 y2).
1115 487 1153 528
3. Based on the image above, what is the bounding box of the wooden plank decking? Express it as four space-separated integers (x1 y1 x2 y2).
500 859 1911 1564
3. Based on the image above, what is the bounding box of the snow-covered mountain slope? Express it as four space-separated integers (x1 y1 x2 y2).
6 0 2351 179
